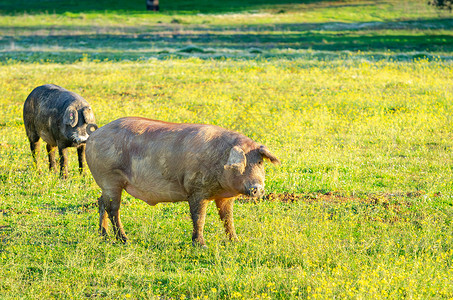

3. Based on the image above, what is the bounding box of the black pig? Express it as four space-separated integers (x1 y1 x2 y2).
23 84 98 178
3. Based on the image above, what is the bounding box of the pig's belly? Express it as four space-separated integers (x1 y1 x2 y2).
124 181 187 206
39 130 57 146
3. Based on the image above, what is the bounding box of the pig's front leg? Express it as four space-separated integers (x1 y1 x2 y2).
58 145 69 179
188 195 209 247
77 144 86 175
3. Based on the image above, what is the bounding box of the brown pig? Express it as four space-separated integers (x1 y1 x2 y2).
85 117 280 247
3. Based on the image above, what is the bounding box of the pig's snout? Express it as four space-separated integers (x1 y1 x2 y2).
87 124 98 135
73 134 89 144
70 130 89 145
70 124 97 145
246 184 265 198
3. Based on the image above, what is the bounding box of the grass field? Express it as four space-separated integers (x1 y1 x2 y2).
1 0 453 299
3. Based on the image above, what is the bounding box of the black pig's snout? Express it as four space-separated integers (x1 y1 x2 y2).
87 124 98 135
72 134 88 145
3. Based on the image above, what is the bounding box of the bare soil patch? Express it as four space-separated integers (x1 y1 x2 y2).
238 190 434 205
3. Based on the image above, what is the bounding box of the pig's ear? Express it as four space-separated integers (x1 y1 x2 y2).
63 108 78 127
225 146 246 173
259 145 280 165
82 107 95 123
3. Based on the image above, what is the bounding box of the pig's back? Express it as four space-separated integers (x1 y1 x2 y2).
88 117 230 167
24 84 88 121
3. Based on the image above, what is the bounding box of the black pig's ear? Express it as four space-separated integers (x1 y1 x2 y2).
224 146 246 174
82 107 95 123
259 145 280 165
63 107 78 127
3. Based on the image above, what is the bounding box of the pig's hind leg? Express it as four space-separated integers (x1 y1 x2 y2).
46 144 57 172
26 131 41 168
98 194 109 238
99 188 128 243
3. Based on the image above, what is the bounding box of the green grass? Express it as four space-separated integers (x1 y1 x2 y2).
2 59 453 195
1 0 453 299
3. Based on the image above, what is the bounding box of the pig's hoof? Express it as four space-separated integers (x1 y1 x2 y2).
118 237 128 244
112 238 128 245
192 241 208 249
98 234 110 244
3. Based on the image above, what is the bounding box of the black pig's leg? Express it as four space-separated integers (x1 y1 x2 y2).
46 144 57 173
215 198 238 241
25 124 40 168
58 146 69 179
188 194 209 247
77 144 86 174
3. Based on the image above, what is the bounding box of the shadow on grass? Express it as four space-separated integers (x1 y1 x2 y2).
47 201 98 215
1 18 452 62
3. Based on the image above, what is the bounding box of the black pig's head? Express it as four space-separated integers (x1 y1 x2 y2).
62 106 98 146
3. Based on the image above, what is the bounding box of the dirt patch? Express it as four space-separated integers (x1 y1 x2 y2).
238 190 433 205
236 191 439 224
263 192 301 203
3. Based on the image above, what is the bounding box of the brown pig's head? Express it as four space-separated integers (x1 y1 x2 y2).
221 144 280 198
62 106 98 146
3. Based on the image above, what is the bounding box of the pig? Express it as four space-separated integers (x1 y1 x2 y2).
85 117 280 247
23 84 98 178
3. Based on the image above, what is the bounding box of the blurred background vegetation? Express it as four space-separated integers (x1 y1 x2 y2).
0 0 452 63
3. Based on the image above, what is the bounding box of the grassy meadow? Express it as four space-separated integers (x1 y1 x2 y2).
1 0 453 298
